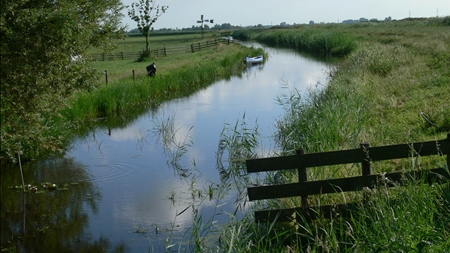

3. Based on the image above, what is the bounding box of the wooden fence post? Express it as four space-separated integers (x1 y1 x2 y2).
121 52 124 60
164 46 167 56
102 52 105 61
132 70 135 82
447 133 450 169
297 148 309 209
191 43 194 53
360 142 371 176
104 70 108 85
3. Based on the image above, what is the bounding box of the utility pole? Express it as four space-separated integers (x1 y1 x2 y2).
197 15 214 39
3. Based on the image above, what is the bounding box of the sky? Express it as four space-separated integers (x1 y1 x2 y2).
121 0 450 30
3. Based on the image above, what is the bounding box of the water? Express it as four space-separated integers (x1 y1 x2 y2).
1 43 331 252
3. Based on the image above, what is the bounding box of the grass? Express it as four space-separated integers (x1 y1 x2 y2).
87 31 223 54
89 34 243 84
62 38 264 136
217 17 450 252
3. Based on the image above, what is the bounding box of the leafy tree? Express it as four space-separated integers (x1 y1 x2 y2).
0 0 126 164
127 0 168 55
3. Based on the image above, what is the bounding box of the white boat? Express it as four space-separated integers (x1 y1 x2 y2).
245 55 263 64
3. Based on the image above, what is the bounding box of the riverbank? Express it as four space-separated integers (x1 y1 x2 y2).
62 43 264 135
0 39 264 164
220 17 450 252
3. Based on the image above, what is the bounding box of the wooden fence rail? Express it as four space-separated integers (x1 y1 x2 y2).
90 38 233 61
246 133 450 223
90 51 141 61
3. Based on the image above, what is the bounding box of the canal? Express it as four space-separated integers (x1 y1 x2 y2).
1 42 332 252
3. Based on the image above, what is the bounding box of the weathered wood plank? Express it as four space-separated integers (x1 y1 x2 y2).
366 139 448 161
299 148 364 167
246 149 365 173
246 155 298 173
253 167 450 223
248 168 450 201
246 137 449 173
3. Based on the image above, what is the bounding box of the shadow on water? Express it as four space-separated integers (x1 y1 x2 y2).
0 158 129 252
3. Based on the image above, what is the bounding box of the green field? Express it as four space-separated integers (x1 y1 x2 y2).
88 31 235 83
88 31 226 54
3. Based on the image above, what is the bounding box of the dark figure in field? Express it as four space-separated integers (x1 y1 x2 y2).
146 63 156 77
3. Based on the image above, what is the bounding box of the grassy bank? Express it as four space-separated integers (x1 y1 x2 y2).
217 17 450 252
63 41 264 135
0 32 263 164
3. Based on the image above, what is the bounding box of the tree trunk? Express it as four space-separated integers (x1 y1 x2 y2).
145 35 149 53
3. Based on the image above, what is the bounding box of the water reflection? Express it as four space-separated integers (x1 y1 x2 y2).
1 43 332 252
0 158 128 252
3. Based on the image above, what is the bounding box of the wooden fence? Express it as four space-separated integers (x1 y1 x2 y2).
245 133 450 223
90 51 141 61
90 38 234 61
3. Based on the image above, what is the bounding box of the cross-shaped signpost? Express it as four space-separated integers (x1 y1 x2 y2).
197 15 214 39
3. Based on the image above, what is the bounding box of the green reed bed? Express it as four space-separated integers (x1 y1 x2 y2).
233 28 356 57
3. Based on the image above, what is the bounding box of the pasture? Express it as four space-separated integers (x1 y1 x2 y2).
88 31 235 83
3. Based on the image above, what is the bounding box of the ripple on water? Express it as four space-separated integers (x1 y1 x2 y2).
87 162 137 184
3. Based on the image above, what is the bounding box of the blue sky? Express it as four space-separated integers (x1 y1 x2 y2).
121 0 450 30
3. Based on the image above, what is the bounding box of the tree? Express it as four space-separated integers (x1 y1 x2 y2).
127 0 168 55
0 0 126 164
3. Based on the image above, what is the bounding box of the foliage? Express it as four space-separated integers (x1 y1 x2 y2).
0 0 126 164
127 0 168 56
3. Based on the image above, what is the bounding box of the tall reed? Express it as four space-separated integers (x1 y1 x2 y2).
233 29 356 57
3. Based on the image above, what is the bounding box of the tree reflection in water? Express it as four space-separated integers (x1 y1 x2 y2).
1 158 126 252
